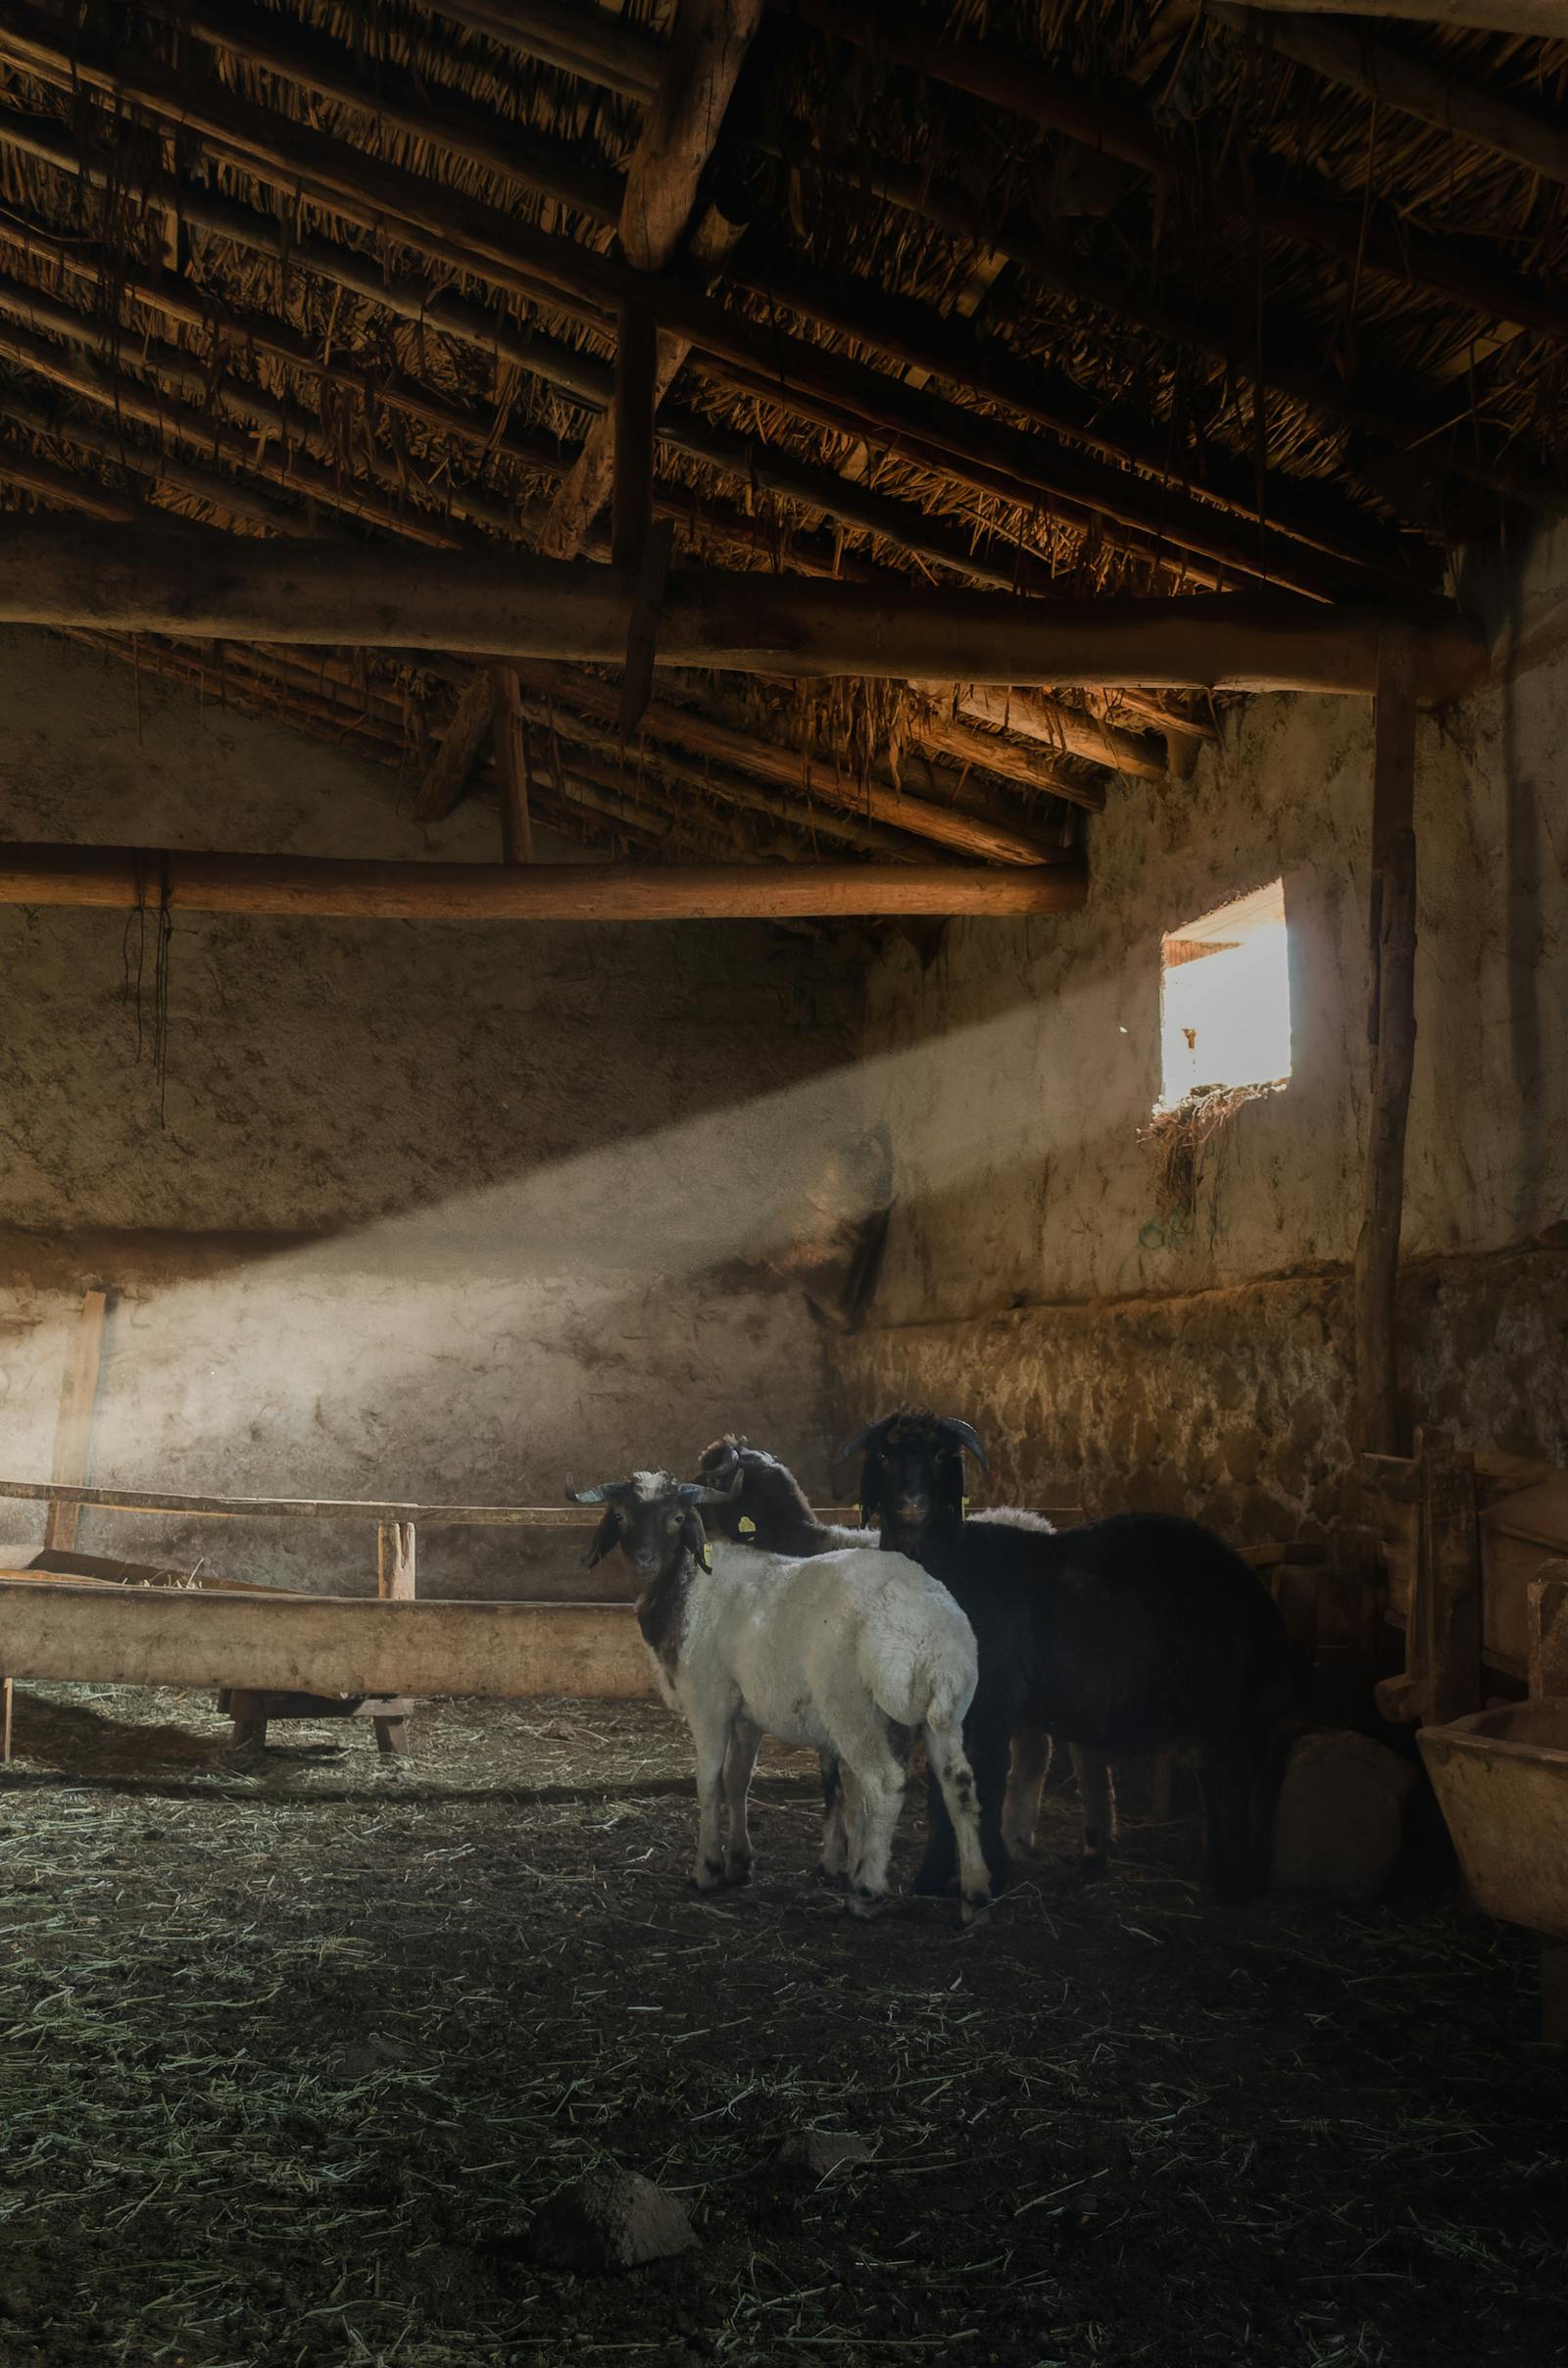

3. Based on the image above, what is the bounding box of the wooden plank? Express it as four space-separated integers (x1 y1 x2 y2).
41 1289 109 1554
0 845 1089 922
376 1521 416 1601
0 518 1489 698
0 1479 886 1526
1419 1430 1483 1726
0 1579 653 1699
1352 630 1419 1458
489 668 534 863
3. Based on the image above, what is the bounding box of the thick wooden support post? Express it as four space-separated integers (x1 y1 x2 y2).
612 299 659 573
374 1519 416 1752
1352 630 1418 1457
42 1289 110 1554
1417 1429 1482 1727
489 667 533 863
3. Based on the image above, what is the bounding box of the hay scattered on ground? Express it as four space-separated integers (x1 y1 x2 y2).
1 1687 1564 2367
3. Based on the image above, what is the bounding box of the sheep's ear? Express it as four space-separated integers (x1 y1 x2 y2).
681 1509 711 1571
583 1507 620 1568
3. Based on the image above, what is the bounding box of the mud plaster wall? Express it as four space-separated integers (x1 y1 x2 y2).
831 518 1568 1540
0 632 866 1592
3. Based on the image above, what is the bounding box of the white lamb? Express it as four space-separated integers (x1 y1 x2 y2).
566 1467 992 1924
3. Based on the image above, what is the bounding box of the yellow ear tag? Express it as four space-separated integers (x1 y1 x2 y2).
738 1515 757 1537
700 1543 712 1571
962 1497 970 1514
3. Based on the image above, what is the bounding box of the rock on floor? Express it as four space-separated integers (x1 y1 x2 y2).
1272 1729 1417 1902
524 2170 698 2273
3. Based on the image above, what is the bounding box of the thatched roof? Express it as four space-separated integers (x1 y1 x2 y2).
0 0 1562 867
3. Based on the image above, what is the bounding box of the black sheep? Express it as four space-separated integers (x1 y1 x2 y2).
839 1410 1294 1900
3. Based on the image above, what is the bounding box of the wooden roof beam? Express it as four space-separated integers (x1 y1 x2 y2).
0 842 1087 922
1207 6 1568 188
0 517 1488 700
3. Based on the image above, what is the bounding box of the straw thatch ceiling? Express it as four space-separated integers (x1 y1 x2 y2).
0 0 1562 867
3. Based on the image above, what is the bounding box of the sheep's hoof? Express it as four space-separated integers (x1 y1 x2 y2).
724 1853 754 1888
690 1856 728 1896
848 1886 884 1921
814 1861 849 1891
959 1889 992 1928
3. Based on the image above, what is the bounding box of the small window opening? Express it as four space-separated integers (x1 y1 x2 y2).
1158 880 1291 1113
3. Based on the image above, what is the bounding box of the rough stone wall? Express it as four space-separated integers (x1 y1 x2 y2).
0 632 866 1591
829 516 1568 1537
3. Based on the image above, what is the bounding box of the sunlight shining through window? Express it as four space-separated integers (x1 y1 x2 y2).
1158 881 1292 1111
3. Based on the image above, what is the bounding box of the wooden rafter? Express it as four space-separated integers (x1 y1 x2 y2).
0 842 1088 920
0 518 1488 698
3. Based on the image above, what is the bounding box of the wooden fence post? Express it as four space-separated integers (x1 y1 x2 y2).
374 1521 416 1754
1417 1428 1482 1726
1352 631 1418 1456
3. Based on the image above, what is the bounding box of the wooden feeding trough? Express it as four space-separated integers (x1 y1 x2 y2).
0 1476 656 1758
1363 1434 1568 2041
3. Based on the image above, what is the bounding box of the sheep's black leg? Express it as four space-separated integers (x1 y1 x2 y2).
1198 1732 1272 1902
914 1701 1015 1896
815 1751 850 1889
967 1714 1016 1892
912 1759 960 1897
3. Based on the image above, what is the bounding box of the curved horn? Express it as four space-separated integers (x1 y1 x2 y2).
834 1413 896 1465
679 1474 744 1505
936 1417 990 1473
564 1480 627 1505
697 1438 741 1483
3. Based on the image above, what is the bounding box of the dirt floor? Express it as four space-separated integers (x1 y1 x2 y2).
0 1687 1564 2368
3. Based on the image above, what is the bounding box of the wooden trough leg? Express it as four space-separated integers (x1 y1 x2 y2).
227 1688 269 1750
1 1675 12 1765
373 1716 409 1756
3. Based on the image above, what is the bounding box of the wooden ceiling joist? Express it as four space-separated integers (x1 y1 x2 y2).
0 842 1088 922
0 518 1488 701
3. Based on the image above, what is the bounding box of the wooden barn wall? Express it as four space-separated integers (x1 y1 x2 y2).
0 632 865 1592
831 518 1568 1540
